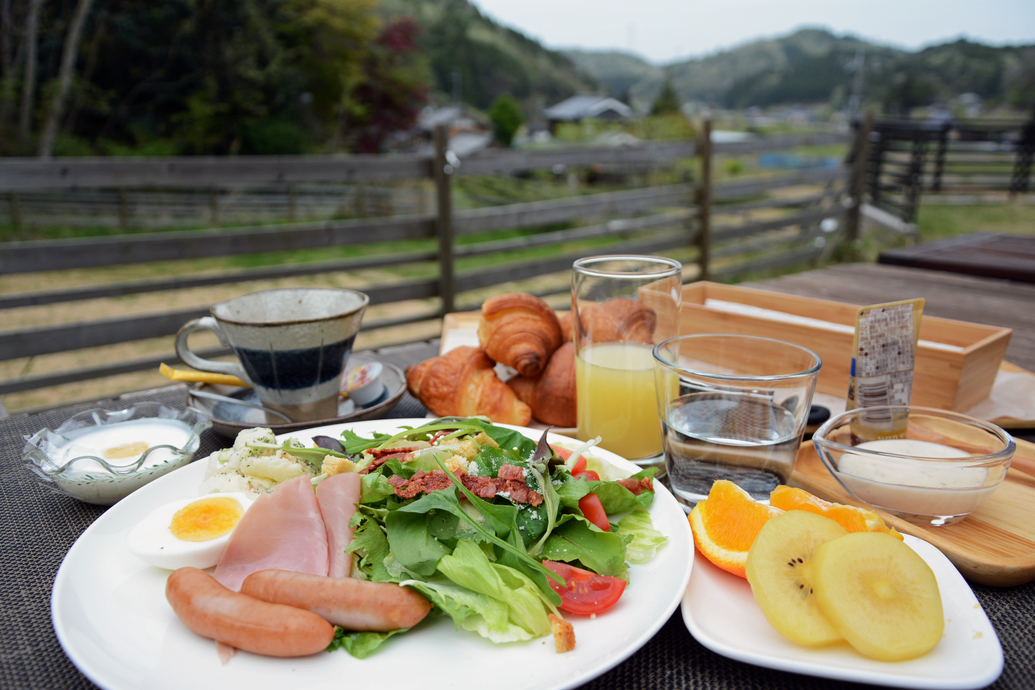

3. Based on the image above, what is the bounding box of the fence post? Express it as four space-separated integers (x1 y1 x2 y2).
904 126 927 223
933 121 949 193
287 183 297 222
845 112 872 245
209 187 220 225
1009 120 1034 197
696 119 712 282
433 124 455 315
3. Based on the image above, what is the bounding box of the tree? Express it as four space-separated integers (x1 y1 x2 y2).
346 17 429 153
17 0 44 152
489 94 522 147
651 80 680 116
37 0 94 156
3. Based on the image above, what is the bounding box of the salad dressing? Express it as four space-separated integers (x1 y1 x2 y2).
62 419 193 475
838 439 994 518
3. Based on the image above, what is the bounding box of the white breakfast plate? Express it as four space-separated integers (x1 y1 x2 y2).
681 534 1002 689
52 418 694 690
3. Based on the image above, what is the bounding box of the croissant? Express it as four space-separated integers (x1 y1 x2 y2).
575 298 656 345
405 346 532 426
508 342 576 428
478 293 563 378
557 311 574 342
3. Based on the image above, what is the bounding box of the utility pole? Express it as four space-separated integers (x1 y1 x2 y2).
847 50 865 118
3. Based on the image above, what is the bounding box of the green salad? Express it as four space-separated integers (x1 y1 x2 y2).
263 417 668 658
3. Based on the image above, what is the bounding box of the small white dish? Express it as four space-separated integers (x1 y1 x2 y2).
23 403 210 506
681 534 1002 689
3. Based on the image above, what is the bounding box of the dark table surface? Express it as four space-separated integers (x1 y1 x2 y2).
878 233 1035 285
4 268 1035 690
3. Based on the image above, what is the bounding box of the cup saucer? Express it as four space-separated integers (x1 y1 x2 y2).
187 354 405 438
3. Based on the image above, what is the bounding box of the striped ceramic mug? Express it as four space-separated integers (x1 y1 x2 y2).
175 288 368 423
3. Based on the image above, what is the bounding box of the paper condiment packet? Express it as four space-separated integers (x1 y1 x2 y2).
846 299 925 441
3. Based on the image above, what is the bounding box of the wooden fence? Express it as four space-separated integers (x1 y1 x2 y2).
0 125 852 411
863 117 1035 223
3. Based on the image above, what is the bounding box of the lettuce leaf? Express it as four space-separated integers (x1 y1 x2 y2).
437 539 553 637
347 512 396 582
328 627 407 658
538 515 629 577
616 509 668 564
404 575 533 643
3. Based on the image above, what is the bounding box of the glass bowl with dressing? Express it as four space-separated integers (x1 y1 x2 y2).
23 404 211 506
812 406 1015 526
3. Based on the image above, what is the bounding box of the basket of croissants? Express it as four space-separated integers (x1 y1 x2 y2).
405 292 658 428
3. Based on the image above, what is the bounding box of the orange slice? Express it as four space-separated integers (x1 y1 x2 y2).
688 480 784 579
770 485 903 540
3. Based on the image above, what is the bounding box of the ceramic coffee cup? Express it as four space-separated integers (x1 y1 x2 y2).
175 288 368 423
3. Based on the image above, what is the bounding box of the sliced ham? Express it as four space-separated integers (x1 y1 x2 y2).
213 476 329 591
316 472 362 578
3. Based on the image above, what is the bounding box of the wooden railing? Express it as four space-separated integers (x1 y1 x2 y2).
863 117 1035 223
0 125 852 410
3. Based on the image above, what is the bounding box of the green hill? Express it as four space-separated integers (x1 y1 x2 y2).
565 28 1035 115
382 0 596 113
563 50 664 101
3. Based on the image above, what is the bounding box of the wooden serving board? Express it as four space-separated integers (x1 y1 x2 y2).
791 437 1035 587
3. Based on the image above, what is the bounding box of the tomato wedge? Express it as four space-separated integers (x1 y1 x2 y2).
542 560 627 615
578 492 610 531
573 469 600 482
551 444 585 475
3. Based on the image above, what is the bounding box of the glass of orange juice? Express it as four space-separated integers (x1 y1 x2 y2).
572 256 682 466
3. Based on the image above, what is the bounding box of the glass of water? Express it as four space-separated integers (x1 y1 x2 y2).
652 334 821 509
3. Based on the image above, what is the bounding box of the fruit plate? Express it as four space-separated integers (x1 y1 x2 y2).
681 535 1002 689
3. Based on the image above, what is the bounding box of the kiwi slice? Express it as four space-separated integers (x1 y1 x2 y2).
812 532 944 661
745 510 848 647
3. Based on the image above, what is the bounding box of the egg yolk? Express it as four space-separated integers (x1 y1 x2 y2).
169 497 245 542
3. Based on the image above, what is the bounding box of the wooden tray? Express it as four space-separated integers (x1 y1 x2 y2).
442 312 1035 429
678 282 1013 412
791 437 1035 587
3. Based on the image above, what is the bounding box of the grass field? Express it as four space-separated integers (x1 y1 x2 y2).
915 201 1035 240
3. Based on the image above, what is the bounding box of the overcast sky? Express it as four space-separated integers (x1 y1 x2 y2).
470 0 1035 65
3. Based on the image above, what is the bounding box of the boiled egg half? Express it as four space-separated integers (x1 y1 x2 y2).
126 492 255 569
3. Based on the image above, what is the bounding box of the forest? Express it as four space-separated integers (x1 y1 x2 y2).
0 0 597 157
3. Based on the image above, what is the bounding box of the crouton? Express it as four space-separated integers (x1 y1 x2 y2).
548 614 575 653
322 455 357 476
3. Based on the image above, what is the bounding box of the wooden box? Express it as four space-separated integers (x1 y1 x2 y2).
677 282 1012 411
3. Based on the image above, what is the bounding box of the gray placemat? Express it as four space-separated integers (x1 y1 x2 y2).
2 341 1033 689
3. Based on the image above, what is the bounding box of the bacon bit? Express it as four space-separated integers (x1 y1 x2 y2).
497 463 526 482
390 470 456 499
461 475 544 507
616 477 654 495
388 469 544 507
461 475 499 499
360 452 413 475
370 445 424 458
429 430 453 443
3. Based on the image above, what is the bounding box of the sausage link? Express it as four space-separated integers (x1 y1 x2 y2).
241 569 432 632
166 567 335 657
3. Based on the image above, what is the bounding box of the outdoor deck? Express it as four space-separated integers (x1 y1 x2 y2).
878 233 1035 283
